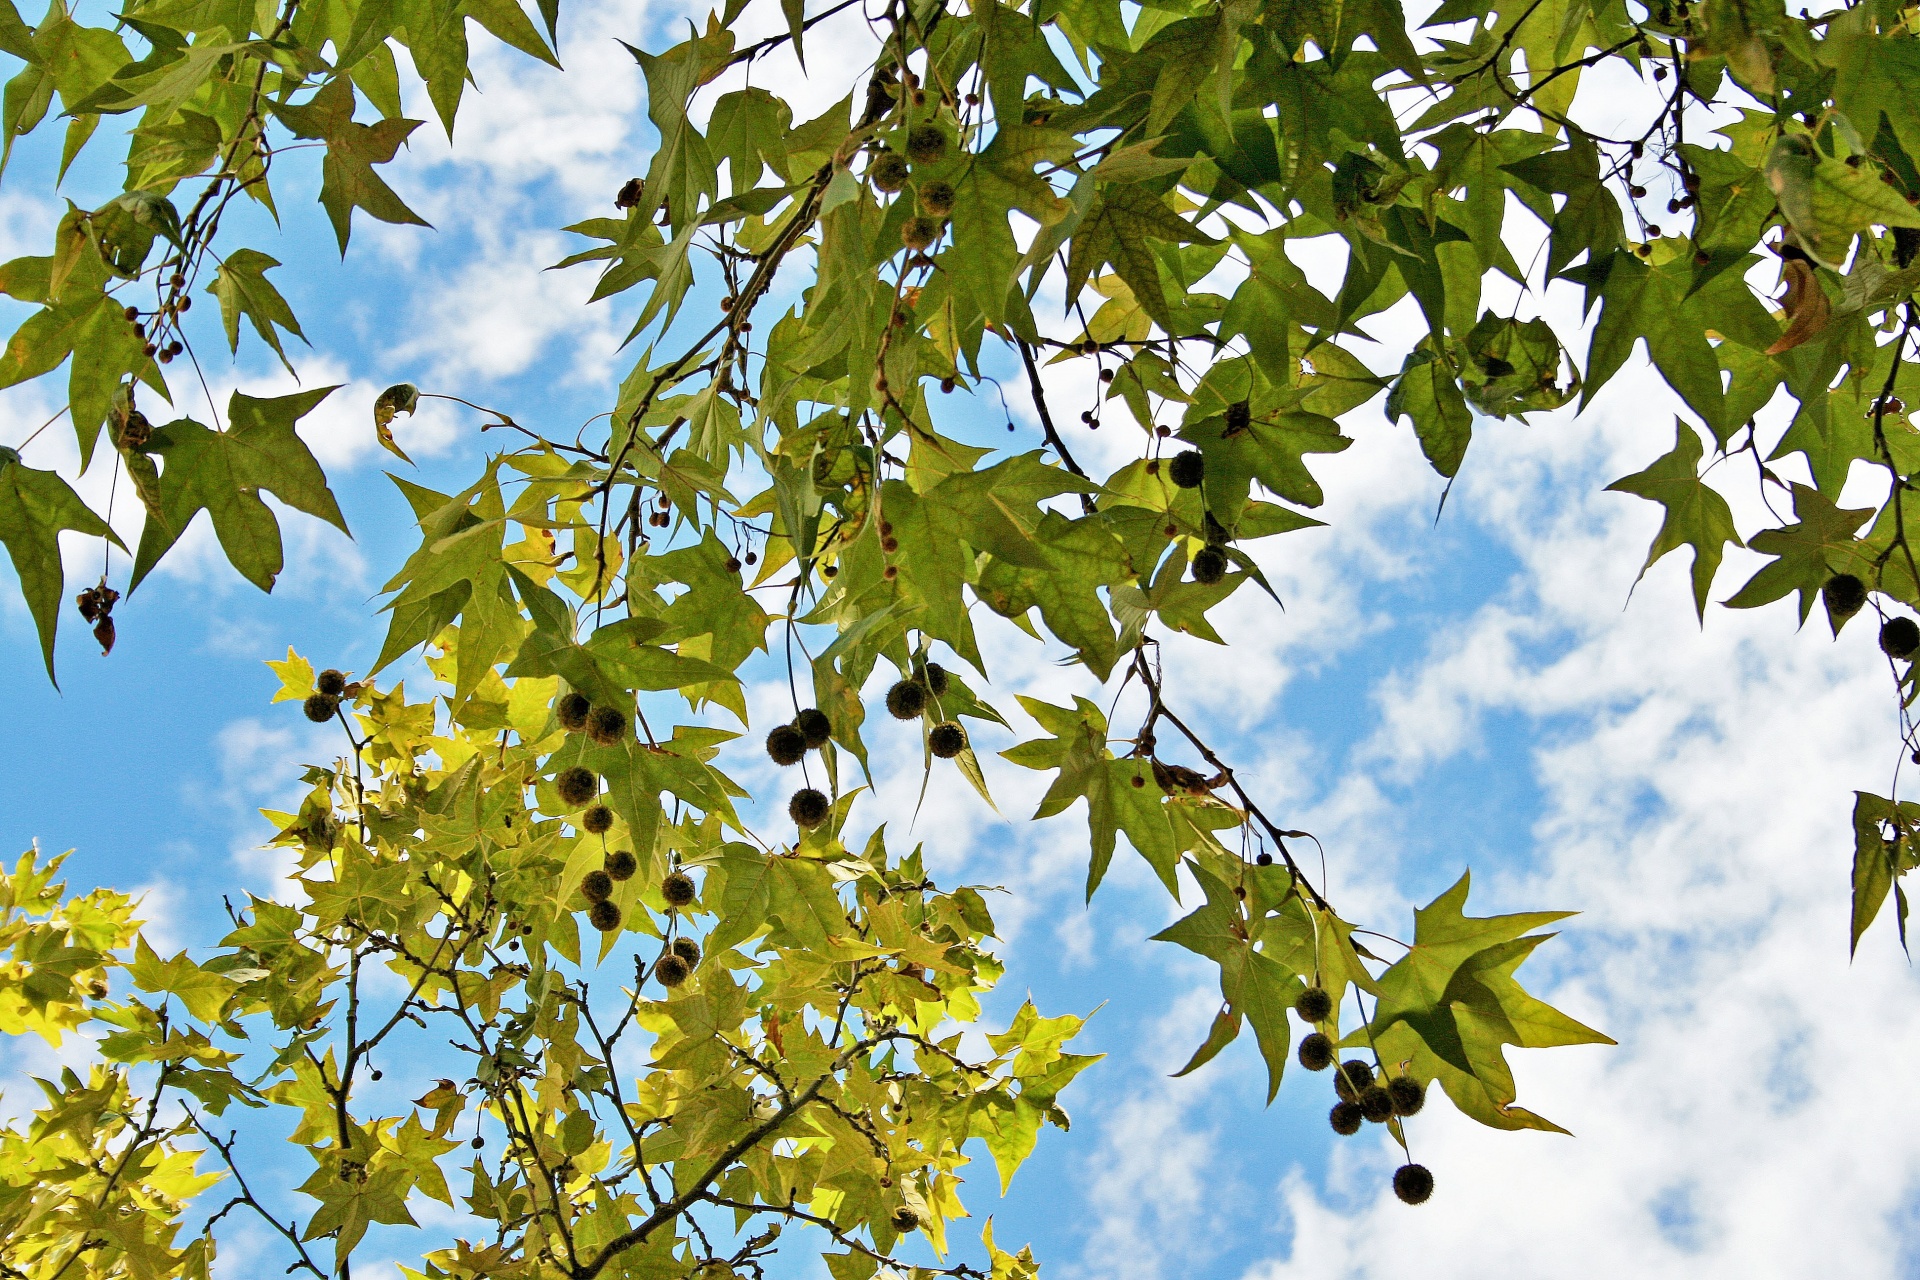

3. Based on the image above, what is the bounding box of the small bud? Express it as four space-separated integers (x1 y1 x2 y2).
1393 1163 1434 1205
767 724 808 766
556 767 599 807
886 679 928 720
662 871 697 908
929 721 967 758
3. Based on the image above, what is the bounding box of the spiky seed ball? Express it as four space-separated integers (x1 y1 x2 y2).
556 767 598 807
588 900 622 932
304 693 340 723
1358 1084 1394 1124
1294 986 1334 1023
905 125 947 165
901 216 941 252
557 692 590 731
1824 573 1869 619
887 679 928 720
1224 400 1251 433
1297 1032 1334 1072
795 708 833 749
662 871 697 908
317 669 347 697
672 936 703 967
920 179 955 216
1392 1163 1434 1206
929 722 967 758
581 870 614 903
1333 1060 1375 1102
891 1205 922 1232
606 849 638 881
1191 547 1228 585
582 803 614 834
870 151 911 192
1883 616 1920 660
1168 449 1205 489
1388 1076 1426 1117
766 724 808 766
587 705 628 746
789 788 831 829
654 953 691 987
1329 1101 1363 1136
921 662 950 697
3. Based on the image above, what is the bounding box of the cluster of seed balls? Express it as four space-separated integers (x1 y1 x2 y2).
1823 573 1920 663
763 666 968 829
1151 444 1231 586
1291 984 1434 1206
867 124 952 253
549 690 658 936
302 669 351 722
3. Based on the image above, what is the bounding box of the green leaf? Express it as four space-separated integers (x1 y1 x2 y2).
1385 341 1473 478
130 387 349 593
0 448 122 682
274 77 430 251
1723 483 1874 622
208 249 305 372
1605 420 1743 620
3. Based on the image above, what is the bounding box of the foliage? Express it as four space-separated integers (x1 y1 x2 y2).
15 0 1920 1272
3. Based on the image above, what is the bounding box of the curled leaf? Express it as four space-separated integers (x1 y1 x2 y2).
373 382 419 463
1766 248 1831 354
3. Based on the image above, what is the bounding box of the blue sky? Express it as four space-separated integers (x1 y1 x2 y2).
6 3 1920 1277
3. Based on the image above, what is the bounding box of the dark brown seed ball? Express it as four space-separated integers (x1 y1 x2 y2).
886 680 927 720
920 662 950 697
1168 449 1205 488
1294 986 1333 1023
1393 1163 1434 1205
317 669 347 697
589 899 622 932
1191 548 1228 585
662 871 697 908
1333 1060 1375 1102
1329 1101 1363 1136
766 724 808 766
582 803 614 834
901 216 941 252
929 722 966 758
672 936 702 967
304 693 339 723
557 692 591 731
1297 1032 1333 1072
1388 1076 1426 1117
905 125 947 164
581 869 614 903
1824 573 1868 619
1358 1084 1394 1123
919 179 955 216
605 849 638 881
654 953 691 987
870 151 911 192
1224 400 1251 433
891 1204 922 1232
586 705 628 746
795 708 833 749
1882 616 1920 659
556 767 598 807
789 788 831 829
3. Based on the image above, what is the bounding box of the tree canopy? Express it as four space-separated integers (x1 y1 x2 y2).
1 0 1917 1276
